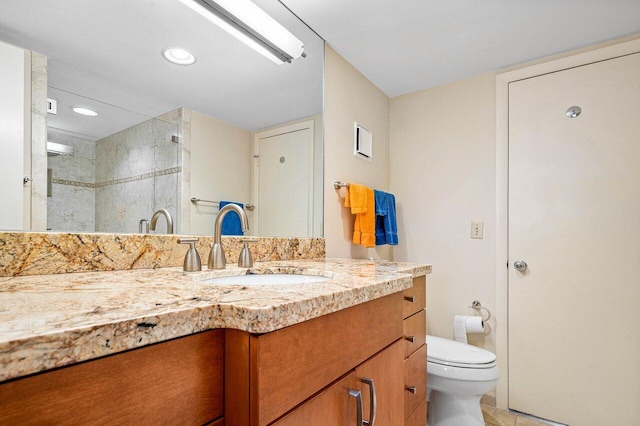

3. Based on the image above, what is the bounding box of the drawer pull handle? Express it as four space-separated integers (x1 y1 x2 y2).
405 335 415 343
361 377 376 426
404 296 415 303
406 386 417 394
349 389 363 426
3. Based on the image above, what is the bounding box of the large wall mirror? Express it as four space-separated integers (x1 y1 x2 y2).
0 0 324 237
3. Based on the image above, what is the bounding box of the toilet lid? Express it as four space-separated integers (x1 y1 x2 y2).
427 335 496 367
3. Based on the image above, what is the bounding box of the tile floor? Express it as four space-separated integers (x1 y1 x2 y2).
480 394 553 426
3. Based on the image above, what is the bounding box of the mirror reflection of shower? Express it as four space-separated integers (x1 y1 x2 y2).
46 89 180 233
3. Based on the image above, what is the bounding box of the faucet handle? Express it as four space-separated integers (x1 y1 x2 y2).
238 239 257 268
139 219 149 234
177 238 202 272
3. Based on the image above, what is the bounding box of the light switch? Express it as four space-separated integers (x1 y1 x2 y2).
47 98 57 115
471 221 484 239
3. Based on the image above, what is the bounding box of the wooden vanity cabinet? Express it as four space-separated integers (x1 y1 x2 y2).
226 291 405 425
0 275 427 426
227 277 427 426
403 275 427 425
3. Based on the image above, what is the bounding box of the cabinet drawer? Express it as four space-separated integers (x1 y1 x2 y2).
405 398 427 426
403 276 426 318
403 309 426 358
404 344 427 418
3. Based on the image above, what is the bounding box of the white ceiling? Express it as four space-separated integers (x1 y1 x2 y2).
282 0 640 97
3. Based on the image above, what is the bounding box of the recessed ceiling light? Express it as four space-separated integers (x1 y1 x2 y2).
72 106 98 116
162 47 197 65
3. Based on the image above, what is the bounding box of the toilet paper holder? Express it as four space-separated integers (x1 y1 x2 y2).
469 300 491 322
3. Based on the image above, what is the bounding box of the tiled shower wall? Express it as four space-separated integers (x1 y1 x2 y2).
46 131 96 232
95 117 180 233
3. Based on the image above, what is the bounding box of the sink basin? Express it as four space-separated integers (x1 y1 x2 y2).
201 274 331 286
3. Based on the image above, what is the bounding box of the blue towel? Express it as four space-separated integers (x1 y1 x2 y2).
374 190 398 245
219 201 244 236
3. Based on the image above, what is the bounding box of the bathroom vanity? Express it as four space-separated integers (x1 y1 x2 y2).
0 258 430 425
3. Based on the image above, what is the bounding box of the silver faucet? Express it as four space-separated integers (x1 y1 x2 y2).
150 208 174 234
209 203 249 269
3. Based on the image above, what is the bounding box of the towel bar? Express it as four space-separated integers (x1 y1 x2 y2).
334 181 350 189
190 198 255 210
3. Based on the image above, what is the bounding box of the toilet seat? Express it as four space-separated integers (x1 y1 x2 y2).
427 335 496 369
427 359 500 382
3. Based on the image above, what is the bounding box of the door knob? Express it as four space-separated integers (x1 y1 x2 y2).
514 260 528 272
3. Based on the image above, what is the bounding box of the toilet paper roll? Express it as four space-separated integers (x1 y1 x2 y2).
453 315 485 343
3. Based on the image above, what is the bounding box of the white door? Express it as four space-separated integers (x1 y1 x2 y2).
508 53 640 425
253 121 314 237
0 41 28 230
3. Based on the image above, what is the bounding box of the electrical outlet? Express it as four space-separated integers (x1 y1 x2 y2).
471 221 484 239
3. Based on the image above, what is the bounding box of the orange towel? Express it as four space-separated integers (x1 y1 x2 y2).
344 183 375 248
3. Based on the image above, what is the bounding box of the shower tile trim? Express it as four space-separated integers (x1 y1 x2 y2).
52 179 95 188
50 167 182 190
95 167 182 188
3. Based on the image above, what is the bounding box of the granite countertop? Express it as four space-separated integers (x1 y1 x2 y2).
0 258 431 383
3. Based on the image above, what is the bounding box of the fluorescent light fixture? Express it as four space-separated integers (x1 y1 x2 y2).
162 47 197 65
72 106 98 116
46 141 73 156
178 0 305 64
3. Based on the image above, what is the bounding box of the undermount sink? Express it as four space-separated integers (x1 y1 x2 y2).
201 274 331 286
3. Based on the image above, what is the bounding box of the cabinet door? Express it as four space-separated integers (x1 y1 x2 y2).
356 340 404 426
274 372 360 426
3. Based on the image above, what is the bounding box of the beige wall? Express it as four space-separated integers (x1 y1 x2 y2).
389 72 498 353
323 45 392 259
189 110 252 235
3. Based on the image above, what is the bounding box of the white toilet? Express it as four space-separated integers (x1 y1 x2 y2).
427 335 500 426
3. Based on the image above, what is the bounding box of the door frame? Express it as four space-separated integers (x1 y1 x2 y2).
494 35 640 410
252 119 315 237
